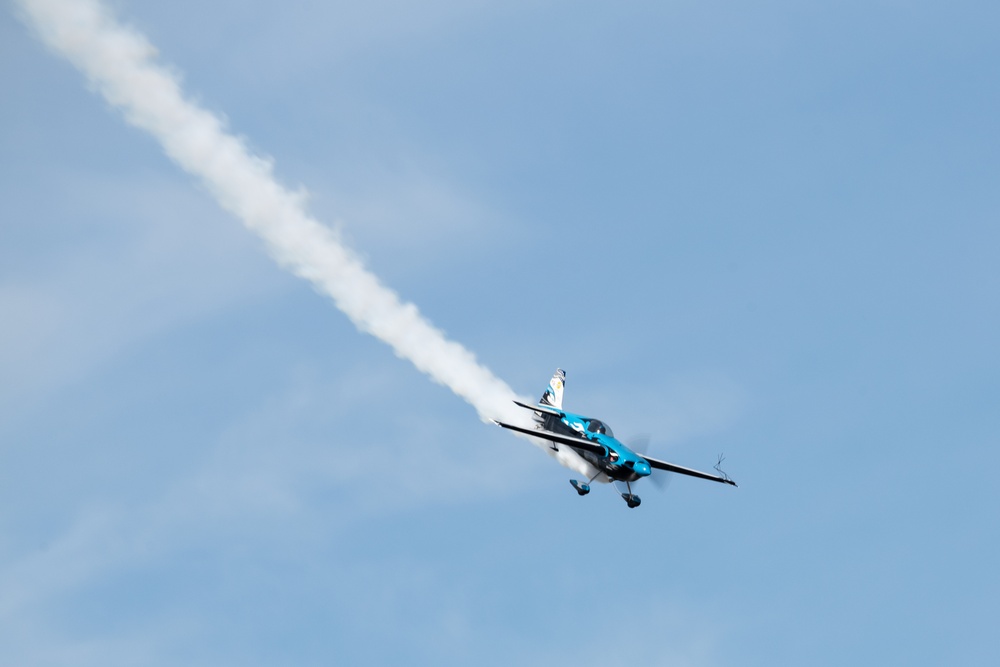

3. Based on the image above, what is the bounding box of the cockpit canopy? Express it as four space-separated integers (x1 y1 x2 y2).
585 419 614 438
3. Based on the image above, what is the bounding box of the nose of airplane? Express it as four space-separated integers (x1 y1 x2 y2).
634 460 651 477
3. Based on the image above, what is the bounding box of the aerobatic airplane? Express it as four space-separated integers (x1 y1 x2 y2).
493 369 737 508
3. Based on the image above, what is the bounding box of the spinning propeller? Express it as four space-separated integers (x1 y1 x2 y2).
630 434 672 491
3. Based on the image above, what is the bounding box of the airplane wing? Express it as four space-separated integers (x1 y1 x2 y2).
512 400 564 418
639 454 738 487
492 420 606 456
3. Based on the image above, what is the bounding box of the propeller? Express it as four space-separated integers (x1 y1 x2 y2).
649 468 672 491
629 435 672 492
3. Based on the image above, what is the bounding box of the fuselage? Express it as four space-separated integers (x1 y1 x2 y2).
547 410 652 482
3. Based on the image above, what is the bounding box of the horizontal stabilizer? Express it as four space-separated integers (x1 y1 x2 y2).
512 400 564 418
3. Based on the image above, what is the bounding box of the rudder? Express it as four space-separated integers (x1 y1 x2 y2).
539 369 566 409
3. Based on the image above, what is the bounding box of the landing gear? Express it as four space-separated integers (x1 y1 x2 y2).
621 481 641 508
570 471 602 497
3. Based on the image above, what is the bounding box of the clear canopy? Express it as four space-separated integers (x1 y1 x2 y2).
585 419 614 437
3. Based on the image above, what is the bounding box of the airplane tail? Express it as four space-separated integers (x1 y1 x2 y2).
539 369 566 409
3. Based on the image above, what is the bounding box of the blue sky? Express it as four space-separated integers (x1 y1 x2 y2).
3 1 999 665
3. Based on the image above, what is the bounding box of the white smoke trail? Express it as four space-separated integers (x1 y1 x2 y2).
16 0 594 476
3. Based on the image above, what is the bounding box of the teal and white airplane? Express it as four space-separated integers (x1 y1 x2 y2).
494 369 737 508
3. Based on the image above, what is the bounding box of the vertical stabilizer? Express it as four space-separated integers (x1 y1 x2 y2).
540 369 566 409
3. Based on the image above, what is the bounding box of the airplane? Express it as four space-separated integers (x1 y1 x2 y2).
493 369 736 508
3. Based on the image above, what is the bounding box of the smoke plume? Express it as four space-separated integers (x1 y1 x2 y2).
16 0 594 477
